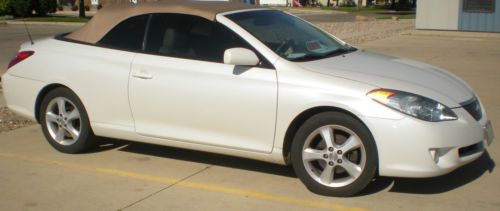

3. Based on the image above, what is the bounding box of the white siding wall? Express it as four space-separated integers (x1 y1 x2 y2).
459 0 500 32
416 0 460 30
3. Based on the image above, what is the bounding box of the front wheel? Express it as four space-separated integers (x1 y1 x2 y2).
40 87 97 153
291 112 377 197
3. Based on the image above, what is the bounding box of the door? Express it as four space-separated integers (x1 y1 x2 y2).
128 14 277 152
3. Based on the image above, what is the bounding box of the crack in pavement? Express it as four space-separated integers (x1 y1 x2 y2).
119 165 213 210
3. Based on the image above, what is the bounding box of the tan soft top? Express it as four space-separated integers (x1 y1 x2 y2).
65 0 257 44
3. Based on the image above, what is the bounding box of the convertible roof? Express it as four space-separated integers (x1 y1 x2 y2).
65 0 258 44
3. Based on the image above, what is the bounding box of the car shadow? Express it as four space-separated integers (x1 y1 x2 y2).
83 137 130 153
85 138 495 196
114 140 297 178
357 151 495 196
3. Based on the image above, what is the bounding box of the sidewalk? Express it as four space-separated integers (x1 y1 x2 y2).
4 20 85 26
51 10 97 17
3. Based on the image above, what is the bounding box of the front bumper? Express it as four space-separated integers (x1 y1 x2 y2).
364 107 492 178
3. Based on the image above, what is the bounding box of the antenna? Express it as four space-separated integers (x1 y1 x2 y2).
23 20 34 45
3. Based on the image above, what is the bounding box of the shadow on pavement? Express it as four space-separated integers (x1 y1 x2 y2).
87 138 494 196
114 140 297 178
357 151 495 196
84 137 130 153
388 151 495 194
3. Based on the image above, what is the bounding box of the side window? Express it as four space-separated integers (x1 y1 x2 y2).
98 15 149 51
145 13 252 63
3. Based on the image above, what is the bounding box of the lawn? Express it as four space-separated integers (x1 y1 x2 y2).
272 6 390 13
326 5 391 13
17 16 90 23
376 14 416 20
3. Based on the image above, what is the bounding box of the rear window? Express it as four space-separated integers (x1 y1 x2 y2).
98 15 149 51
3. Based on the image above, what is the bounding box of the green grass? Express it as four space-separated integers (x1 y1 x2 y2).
326 5 390 13
17 16 90 23
377 14 416 20
271 5 413 14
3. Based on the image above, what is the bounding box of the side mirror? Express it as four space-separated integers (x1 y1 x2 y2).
223 48 259 66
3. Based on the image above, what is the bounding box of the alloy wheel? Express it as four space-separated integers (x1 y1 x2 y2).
302 125 366 187
45 97 81 146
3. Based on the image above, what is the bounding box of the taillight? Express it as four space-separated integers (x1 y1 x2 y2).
8 51 34 69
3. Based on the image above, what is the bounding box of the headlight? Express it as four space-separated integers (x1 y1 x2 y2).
367 89 457 122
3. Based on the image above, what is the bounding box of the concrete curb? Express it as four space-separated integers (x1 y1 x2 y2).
5 20 85 26
403 29 500 39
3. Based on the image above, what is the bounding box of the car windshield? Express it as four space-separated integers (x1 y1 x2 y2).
226 10 355 62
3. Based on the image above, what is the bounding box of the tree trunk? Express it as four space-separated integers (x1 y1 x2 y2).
79 0 85 18
327 0 331 7
336 0 339 6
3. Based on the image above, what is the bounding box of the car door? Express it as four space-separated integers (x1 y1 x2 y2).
129 14 277 153
75 14 149 128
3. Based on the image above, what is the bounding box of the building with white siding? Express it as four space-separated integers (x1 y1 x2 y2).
417 0 500 32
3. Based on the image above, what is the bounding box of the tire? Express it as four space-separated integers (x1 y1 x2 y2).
291 111 377 197
39 87 97 153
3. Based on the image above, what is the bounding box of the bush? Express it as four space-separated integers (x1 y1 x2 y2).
47 0 57 13
71 5 78 11
8 0 32 17
0 0 10 15
6 0 57 17
33 0 57 16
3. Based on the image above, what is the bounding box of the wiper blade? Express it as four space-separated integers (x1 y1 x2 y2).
288 54 325 62
289 48 354 62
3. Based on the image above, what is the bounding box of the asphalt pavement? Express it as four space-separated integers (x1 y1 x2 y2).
0 23 499 210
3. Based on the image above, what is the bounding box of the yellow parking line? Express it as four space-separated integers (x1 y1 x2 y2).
0 152 367 211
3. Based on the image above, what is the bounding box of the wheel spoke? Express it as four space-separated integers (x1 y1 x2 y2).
340 136 361 153
57 98 67 115
341 160 362 178
45 112 58 123
66 109 80 122
319 165 335 184
303 148 325 162
55 127 65 141
320 127 334 149
66 125 80 140
302 124 367 187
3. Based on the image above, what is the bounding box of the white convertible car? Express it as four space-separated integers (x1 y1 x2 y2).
2 1 495 196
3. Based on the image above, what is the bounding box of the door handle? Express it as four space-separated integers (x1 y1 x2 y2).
132 70 153 79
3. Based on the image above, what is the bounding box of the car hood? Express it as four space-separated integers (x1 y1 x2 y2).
296 50 474 108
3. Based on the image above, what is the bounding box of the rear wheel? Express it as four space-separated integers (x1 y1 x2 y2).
291 111 377 196
40 87 97 153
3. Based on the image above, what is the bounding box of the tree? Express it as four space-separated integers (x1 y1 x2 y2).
389 0 395 7
0 0 10 15
9 0 32 17
78 0 85 18
389 0 412 10
34 0 57 16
